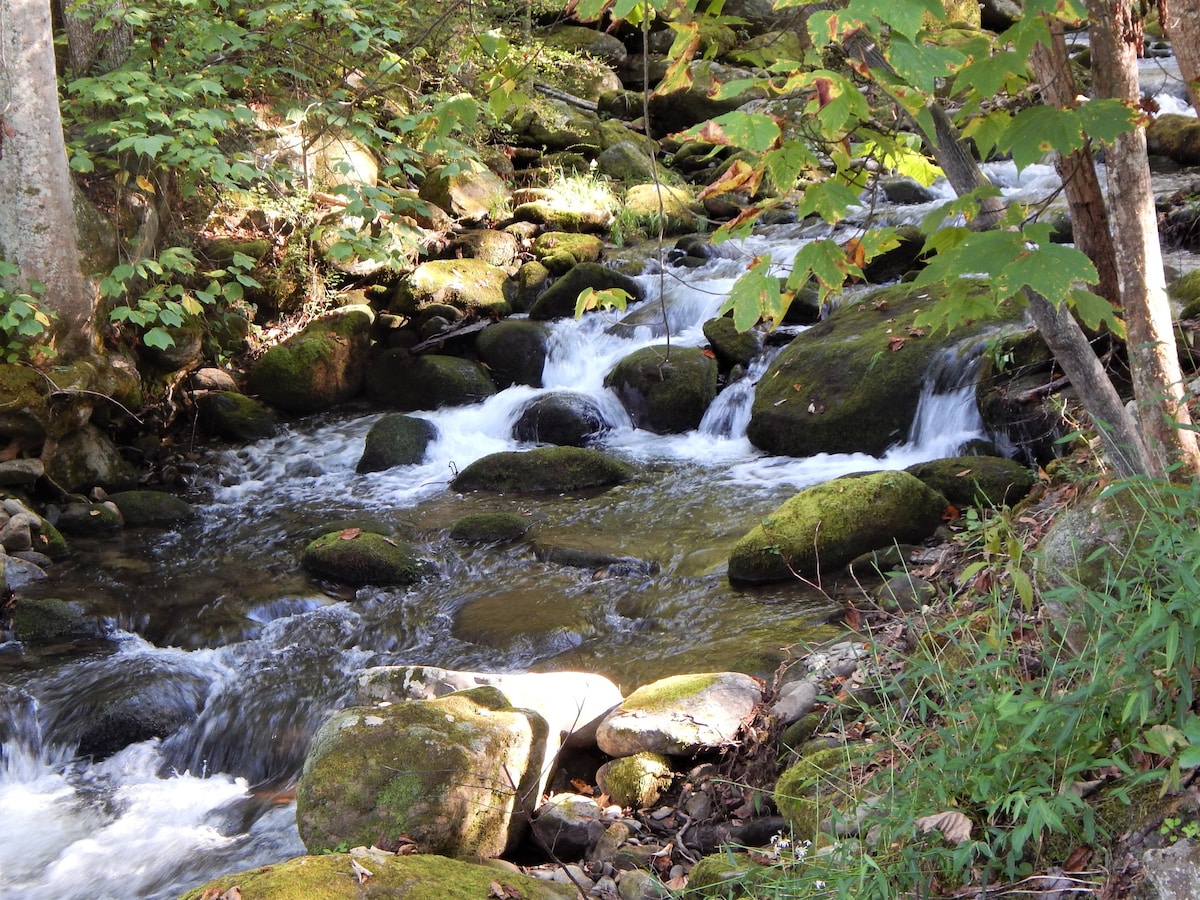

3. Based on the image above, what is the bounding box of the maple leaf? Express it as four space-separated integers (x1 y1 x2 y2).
339 527 362 540
887 335 906 351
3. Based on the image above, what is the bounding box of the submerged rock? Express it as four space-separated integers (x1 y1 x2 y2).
448 512 531 543
605 345 718 434
356 414 438 473
727 471 949 585
452 446 633 493
180 850 576 900
301 530 431 586
296 687 548 858
595 672 762 758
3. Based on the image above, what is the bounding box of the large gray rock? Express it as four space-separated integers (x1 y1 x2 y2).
605 345 718 434
1141 840 1200 899
596 672 763 758
475 320 549 388
513 392 612 446
296 687 548 857
364 350 497 410
195 391 278 442
46 424 138 493
356 414 438 473
301 530 431 586
107 490 197 527
247 305 374 414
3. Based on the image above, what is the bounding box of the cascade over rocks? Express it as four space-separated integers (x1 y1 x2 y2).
605 344 718 433
247 305 374 415
728 471 950 585
452 445 633 492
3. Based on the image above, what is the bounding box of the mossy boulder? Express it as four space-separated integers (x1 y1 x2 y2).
0 363 52 446
301 530 431 586
1148 113 1200 166
746 283 1022 458
596 751 674 808
247 306 374 414
727 471 949 585
905 456 1036 508
47 425 138 493
446 229 520 267
365 350 497 410
595 672 763 757
449 513 531 544
510 98 603 153
595 140 657 182
605 345 718 433
195 391 278 442
532 231 605 267
10 598 88 645
180 851 576 900
296 688 549 858
475 320 549 388
391 258 511 318
419 164 510 223
356 414 439 473
622 184 698 234
452 446 633 493
774 746 854 839
703 316 762 368
512 391 612 446
55 500 123 535
107 490 198 527
538 24 628 64
528 263 645 320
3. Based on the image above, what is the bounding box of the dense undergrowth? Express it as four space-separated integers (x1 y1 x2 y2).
694 466 1200 898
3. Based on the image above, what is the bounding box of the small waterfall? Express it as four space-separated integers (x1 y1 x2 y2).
902 341 988 457
700 351 779 438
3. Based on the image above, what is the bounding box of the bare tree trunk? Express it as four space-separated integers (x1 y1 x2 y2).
0 0 97 358
1160 0 1200 113
1087 0 1200 477
56 0 132 77
1029 21 1123 309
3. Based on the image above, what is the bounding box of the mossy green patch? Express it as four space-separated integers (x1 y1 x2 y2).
301 531 429 586
623 673 721 713
774 746 852 839
452 445 633 493
605 345 718 434
449 512 531 543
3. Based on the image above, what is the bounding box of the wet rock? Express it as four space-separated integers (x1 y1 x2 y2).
1148 114 1200 166
703 316 762 368
727 471 949 585
247 305 374 414
195 390 278 442
301 530 431 586
532 792 608 859
47 424 138 493
475 320 550 388
449 513 531 544
9 598 90 645
55 500 123 535
597 752 674 808
596 672 763 758
297 687 548 857
513 392 612 446
391 258 511 318
605 345 718 434
180 851 576 900
0 512 40 552
0 458 44 486
905 455 1036 508
419 164 511 224
533 542 657 577
453 446 633 493
528 263 645 320
874 573 936 613
356 414 439 473
107 490 197 527
365 350 497 410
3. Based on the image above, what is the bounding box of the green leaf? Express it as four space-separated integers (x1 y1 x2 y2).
1178 744 1200 769
795 180 860 223
575 287 631 318
995 240 1098 303
999 105 1087 170
143 327 176 350
886 39 966 93
952 50 1029 100
682 111 781 152
1076 98 1139 144
960 110 1013 161
764 142 817 192
722 256 783 330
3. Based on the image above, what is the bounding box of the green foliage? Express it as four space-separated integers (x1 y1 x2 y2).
0 261 56 363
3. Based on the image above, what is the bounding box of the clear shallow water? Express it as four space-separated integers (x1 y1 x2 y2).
0 156 1124 899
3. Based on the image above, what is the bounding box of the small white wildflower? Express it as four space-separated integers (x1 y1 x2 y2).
814 880 826 889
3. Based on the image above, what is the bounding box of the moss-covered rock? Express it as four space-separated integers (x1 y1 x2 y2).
296 688 548 858
596 751 674 808
247 306 374 415
595 140 658 182
365 350 497 410
529 263 645 320
532 231 605 266
419 164 510 223
356 414 439 473
728 471 949 585
703 316 762 368
685 850 775 898
55 500 123 535
746 283 1023 458
622 184 698 235
107 490 198 527
179 851 577 900
0 364 52 447
512 260 552 312
47 425 138 493
448 512 531 543
445 229 520 267
1148 113 1200 166
512 391 612 446
905 456 1036 508
33 519 68 560
195 390 278 442
475 320 549 388
10 597 87 645
605 345 718 434
392 258 511 318
774 746 854 839
301 530 431 586
452 446 633 493
510 97 604 154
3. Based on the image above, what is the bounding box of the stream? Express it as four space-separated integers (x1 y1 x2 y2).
3 72 1199 894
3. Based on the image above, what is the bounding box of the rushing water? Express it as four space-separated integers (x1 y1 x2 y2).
0 154 1155 898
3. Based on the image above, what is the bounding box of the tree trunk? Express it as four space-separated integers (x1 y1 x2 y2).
55 0 132 77
1161 0 1200 113
1087 0 1200 476
0 0 97 358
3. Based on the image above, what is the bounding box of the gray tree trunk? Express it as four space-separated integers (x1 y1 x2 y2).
0 0 97 357
1161 0 1200 114
1087 0 1200 477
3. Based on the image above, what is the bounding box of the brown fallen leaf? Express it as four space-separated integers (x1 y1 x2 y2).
915 810 972 844
887 335 906 351
339 527 361 540
488 881 525 899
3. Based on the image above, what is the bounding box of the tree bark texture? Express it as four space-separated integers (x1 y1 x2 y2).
1087 0 1200 476
1160 0 1200 114
0 0 97 356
